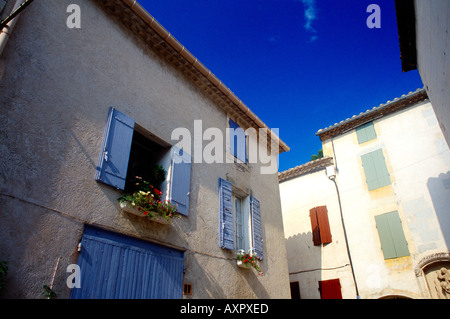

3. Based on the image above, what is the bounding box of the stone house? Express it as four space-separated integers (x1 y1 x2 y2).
0 0 290 298
279 89 450 299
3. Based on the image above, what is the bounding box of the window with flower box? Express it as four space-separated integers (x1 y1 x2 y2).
95 107 191 216
218 178 263 260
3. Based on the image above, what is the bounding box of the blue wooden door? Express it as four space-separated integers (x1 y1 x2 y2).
70 226 184 299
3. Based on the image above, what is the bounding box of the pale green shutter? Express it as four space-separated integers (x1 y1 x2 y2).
361 149 391 190
356 122 377 144
375 211 409 259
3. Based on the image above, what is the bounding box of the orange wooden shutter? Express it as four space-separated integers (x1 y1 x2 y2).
316 206 332 244
309 208 321 246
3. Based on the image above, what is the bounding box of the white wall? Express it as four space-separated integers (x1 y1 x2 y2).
280 167 355 299
322 101 450 298
281 100 450 299
414 0 450 147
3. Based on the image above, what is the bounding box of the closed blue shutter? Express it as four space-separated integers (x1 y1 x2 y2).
70 225 184 299
229 119 247 163
95 107 134 190
170 147 191 216
251 195 263 260
219 178 234 250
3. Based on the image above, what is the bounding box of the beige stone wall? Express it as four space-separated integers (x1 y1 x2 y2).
281 100 450 299
0 0 290 298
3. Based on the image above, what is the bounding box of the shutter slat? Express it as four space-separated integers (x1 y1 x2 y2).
316 206 332 244
95 107 134 190
386 211 410 258
251 195 263 260
170 147 191 216
219 178 234 250
375 213 397 259
309 207 321 246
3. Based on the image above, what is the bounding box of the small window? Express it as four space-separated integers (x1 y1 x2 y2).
309 206 332 245
183 284 192 295
375 211 409 259
229 119 247 163
361 149 391 191
356 121 377 144
290 281 301 299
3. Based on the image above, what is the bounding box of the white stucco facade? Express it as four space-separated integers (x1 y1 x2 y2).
280 92 450 299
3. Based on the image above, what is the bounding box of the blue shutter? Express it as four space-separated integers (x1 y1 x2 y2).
95 107 134 190
170 147 191 216
70 225 184 299
229 119 247 163
251 195 263 260
219 178 234 250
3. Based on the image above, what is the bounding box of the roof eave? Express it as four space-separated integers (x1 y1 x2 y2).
98 0 290 153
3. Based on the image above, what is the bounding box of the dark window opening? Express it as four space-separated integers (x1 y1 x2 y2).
290 281 301 299
183 284 192 295
125 130 169 194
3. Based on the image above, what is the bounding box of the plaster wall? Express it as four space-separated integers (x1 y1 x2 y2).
280 168 355 299
0 0 290 298
321 101 450 298
414 0 450 147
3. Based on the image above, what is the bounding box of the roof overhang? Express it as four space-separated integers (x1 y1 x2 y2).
395 0 418 72
278 156 334 182
316 88 428 141
95 0 290 153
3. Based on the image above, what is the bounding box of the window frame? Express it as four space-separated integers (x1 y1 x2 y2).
309 206 332 246
356 121 377 144
95 107 192 216
375 211 410 260
361 148 391 191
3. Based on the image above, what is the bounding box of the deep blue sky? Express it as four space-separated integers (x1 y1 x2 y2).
139 0 423 172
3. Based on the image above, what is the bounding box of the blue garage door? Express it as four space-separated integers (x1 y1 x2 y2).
70 225 184 299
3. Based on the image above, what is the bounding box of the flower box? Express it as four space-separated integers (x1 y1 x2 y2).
119 202 170 225
237 260 250 269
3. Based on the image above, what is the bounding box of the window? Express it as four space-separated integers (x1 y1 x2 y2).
309 206 332 246
229 119 247 163
318 279 342 299
290 281 301 299
375 211 410 259
356 121 377 144
218 178 263 259
361 149 391 191
95 107 192 216
233 194 251 252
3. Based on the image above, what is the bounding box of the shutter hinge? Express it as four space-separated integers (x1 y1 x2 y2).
77 242 82 252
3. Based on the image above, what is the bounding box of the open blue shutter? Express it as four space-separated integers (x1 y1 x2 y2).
170 147 191 216
219 178 234 250
95 107 134 190
251 195 263 260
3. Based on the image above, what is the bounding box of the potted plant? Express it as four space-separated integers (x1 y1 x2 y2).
236 249 263 276
118 176 181 224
